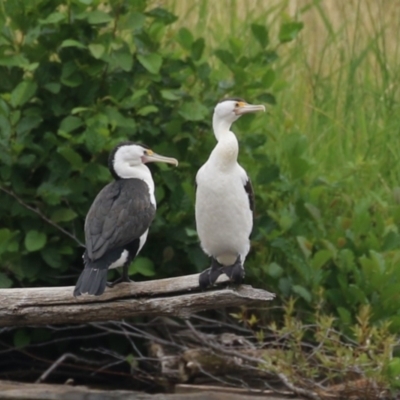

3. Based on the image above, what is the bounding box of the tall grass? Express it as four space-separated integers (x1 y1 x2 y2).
163 0 400 198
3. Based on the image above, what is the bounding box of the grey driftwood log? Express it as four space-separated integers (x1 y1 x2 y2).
0 380 293 400
0 273 275 327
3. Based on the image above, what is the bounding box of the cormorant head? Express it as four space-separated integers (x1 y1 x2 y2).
109 142 178 180
214 98 265 125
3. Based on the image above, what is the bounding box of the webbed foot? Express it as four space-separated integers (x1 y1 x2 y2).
199 258 223 290
107 265 133 287
223 256 245 285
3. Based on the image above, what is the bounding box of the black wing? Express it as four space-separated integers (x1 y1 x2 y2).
85 179 156 261
244 177 255 214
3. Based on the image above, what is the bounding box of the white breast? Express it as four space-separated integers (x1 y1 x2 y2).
195 161 252 266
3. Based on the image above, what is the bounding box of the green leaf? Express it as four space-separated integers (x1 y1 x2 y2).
383 231 400 251
261 69 276 88
61 62 83 87
0 115 11 139
0 272 12 288
87 10 113 24
0 228 12 254
122 12 145 30
89 44 105 59
51 208 78 223
13 329 31 348
41 247 62 269
160 89 182 101
0 54 29 68
44 83 61 94
264 262 284 278
10 81 37 107
251 24 269 48
177 27 193 50
137 105 158 116
337 306 352 324
84 128 108 153
279 21 304 43
296 236 312 259
113 50 133 72
146 7 177 25
304 202 321 221
16 116 42 135
387 358 400 386
39 12 66 25
256 164 280 185
179 101 208 121
137 53 162 74
71 107 90 114
215 49 235 66
59 116 83 133
57 147 84 170
311 250 332 269
191 38 205 61
61 39 86 49
292 285 312 303
25 230 47 252
135 103 160 118
37 183 72 205
289 156 311 179
129 257 155 277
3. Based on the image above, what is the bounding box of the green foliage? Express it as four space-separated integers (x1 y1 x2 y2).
0 0 286 289
233 301 397 395
2 0 400 338
162 2 400 333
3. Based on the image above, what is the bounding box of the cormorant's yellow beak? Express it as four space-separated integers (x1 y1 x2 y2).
143 150 178 166
234 102 265 116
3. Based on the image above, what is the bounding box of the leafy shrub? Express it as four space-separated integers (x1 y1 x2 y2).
2 0 398 335
0 0 289 289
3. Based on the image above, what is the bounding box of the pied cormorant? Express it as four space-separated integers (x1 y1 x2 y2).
195 98 265 289
73 142 178 297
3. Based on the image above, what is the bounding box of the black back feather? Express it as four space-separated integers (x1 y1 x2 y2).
85 179 155 261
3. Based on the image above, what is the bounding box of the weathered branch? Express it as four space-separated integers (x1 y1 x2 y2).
0 379 293 400
0 274 275 327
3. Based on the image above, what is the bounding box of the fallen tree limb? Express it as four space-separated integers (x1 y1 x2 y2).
0 273 275 327
0 380 293 400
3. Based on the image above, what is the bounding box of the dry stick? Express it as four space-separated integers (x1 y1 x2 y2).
184 319 322 400
35 352 103 383
0 186 85 247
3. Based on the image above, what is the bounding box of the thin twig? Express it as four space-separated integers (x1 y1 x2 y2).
0 186 84 247
184 319 323 400
277 372 321 400
35 352 103 383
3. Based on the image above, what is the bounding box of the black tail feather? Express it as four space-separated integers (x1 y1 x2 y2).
73 267 108 297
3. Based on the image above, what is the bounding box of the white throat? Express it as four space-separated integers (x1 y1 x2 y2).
210 115 239 170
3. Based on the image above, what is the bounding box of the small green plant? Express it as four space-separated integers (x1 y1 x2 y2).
231 301 398 397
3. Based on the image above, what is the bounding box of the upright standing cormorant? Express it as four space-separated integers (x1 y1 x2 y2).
73 142 178 297
195 99 265 289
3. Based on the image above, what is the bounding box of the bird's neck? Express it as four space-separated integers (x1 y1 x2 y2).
212 116 233 142
210 120 239 170
114 163 156 203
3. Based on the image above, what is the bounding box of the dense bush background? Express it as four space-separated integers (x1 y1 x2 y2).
0 0 286 288
1 0 400 336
